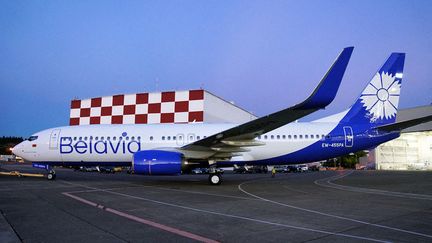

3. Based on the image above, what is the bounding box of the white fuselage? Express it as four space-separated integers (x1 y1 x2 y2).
14 122 338 164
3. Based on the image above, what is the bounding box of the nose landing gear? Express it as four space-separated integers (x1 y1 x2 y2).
33 163 56 180
47 170 56 180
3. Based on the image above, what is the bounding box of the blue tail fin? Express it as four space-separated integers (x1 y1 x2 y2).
341 53 405 125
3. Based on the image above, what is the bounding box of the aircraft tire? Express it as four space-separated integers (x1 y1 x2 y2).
47 173 56 180
208 174 222 185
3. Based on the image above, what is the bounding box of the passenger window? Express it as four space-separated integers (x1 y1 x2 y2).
84 137 88 141
113 136 116 141
162 136 165 141
197 136 200 140
299 135 303 139
305 135 308 139
294 135 297 139
126 136 129 141
326 135 331 139
264 135 268 140
270 135 274 139
288 135 292 139
79 137 82 140
95 137 98 140
282 135 286 139
173 136 176 140
167 136 171 141
276 135 280 139
90 136 93 140
131 136 135 141
137 136 141 141
150 136 153 141
107 136 110 141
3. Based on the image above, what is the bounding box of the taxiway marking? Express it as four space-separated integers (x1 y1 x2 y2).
238 172 432 240
314 171 432 200
62 192 219 243
61 181 389 242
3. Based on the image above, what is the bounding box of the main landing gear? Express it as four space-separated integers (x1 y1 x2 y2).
208 173 222 185
208 167 222 185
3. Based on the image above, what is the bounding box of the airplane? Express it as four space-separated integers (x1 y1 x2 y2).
12 47 432 185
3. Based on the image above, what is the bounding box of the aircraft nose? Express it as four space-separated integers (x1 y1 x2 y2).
12 143 23 157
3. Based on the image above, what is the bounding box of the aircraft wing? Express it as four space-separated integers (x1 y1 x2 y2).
180 47 354 158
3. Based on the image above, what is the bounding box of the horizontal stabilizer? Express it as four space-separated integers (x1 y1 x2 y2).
374 115 432 132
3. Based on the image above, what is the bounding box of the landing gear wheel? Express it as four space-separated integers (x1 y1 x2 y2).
47 172 56 180
208 174 222 185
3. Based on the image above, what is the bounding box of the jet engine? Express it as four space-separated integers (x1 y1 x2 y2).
132 150 183 175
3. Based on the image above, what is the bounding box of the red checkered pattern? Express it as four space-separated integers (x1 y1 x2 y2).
70 90 204 126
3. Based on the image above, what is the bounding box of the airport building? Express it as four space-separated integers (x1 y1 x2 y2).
361 105 432 170
69 90 257 126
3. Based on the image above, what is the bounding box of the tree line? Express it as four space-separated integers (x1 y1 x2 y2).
0 136 24 155
322 150 368 169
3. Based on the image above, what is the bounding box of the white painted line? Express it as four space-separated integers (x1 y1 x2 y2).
62 192 219 243
60 181 255 201
61 181 389 242
314 171 432 200
237 172 432 240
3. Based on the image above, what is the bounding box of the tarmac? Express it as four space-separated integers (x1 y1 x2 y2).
1 162 431 243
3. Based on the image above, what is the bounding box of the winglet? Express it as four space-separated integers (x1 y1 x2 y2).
295 46 354 109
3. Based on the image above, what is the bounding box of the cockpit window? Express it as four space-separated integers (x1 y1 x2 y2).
28 136 38 141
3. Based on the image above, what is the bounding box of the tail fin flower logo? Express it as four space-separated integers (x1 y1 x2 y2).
360 72 401 120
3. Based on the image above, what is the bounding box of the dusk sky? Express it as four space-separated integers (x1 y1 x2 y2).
1 0 431 137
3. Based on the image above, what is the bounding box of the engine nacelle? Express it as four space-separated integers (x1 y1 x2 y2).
132 150 183 175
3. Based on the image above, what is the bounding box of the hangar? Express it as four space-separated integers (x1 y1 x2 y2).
69 89 256 125
361 105 432 170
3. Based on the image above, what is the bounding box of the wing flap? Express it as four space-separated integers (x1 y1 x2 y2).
221 140 266 146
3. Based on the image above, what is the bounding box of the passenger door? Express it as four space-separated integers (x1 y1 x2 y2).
343 126 354 148
49 129 61 150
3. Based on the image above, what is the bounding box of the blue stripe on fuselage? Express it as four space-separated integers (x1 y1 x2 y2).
218 124 399 167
